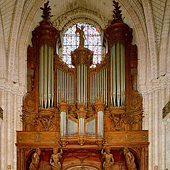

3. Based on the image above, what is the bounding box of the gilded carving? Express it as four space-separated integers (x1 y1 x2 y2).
130 91 142 111
36 115 54 131
23 91 36 112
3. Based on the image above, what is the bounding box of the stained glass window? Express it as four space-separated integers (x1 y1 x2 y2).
62 23 102 66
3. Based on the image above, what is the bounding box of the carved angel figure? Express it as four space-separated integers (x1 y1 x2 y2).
101 147 114 170
29 148 41 170
75 25 85 47
50 148 63 170
123 147 137 170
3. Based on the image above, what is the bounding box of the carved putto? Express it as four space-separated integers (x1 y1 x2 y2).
101 147 114 170
50 147 63 170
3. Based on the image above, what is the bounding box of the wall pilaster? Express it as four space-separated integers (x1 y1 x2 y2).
0 79 25 170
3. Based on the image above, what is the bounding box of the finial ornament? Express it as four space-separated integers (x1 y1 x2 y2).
112 0 123 24
40 1 53 24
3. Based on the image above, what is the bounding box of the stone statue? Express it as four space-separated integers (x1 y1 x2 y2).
101 147 114 170
29 148 41 170
123 147 137 170
75 25 85 47
50 147 63 170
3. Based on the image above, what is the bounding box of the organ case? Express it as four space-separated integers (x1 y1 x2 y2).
16 1 148 170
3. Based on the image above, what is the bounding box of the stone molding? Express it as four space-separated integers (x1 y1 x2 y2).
142 0 158 80
52 7 109 31
139 73 170 94
0 78 26 95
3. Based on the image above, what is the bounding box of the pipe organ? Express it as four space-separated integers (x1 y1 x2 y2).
110 43 125 107
17 1 148 170
90 68 108 105
56 69 75 105
39 45 54 108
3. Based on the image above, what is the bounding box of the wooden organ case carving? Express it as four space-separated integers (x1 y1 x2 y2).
16 1 148 170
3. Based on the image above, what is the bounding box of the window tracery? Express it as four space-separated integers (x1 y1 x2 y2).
62 22 102 66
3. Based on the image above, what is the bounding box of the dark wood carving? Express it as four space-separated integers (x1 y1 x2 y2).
16 1 148 170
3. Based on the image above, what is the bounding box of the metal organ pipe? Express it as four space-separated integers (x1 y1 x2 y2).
121 45 125 105
90 68 108 104
117 43 121 107
77 64 87 106
110 43 125 107
44 45 48 108
39 45 44 107
39 45 54 108
56 69 75 105
48 46 52 107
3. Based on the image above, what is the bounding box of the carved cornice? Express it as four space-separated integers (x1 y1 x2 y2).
55 55 75 75
58 95 69 112
94 94 105 112
52 7 109 31
71 47 93 67
104 22 132 47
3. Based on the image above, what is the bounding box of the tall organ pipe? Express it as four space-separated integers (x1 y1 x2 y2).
39 45 54 108
110 43 125 107
39 45 44 107
44 45 48 108
90 68 108 104
77 64 87 105
48 46 52 107
121 45 125 105
56 69 75 105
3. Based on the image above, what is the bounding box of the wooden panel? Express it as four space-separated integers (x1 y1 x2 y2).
17 131 60 145
105 130 148 145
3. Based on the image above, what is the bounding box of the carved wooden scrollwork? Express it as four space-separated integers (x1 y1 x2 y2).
23 91 36 113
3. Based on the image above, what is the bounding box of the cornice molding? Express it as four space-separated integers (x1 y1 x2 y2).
52 7 109 32
0 78 26 95
139 73 170 94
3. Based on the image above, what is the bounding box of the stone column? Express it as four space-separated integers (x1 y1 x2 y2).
0 81 25 170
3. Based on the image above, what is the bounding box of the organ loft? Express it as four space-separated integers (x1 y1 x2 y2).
16 1 149 170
